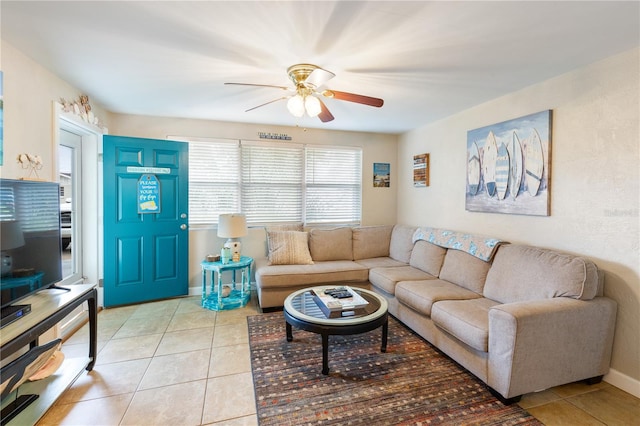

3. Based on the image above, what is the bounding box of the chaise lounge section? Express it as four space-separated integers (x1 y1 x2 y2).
253 224 617 402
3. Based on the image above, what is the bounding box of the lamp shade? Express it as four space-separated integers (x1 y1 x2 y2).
1 221 25 250
217 214 247 239
287 95 305 117
305 95 322 117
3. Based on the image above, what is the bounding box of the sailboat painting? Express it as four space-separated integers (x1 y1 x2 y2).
466 110 552 216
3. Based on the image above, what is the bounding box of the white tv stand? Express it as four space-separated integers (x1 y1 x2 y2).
0 284 98 425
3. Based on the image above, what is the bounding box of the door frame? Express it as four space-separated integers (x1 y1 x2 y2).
58 128 83 285
53 102 105 305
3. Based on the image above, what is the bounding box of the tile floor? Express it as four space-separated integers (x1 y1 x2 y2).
37 296 639 425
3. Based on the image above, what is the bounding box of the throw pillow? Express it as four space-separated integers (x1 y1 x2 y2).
267 231 314 265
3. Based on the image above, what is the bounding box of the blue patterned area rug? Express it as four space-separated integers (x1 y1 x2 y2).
247 312 542 426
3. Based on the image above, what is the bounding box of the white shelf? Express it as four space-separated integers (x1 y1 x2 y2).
1 357 90 425
1 284 97 426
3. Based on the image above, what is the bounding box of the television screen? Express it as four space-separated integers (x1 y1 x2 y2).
0 179 62 325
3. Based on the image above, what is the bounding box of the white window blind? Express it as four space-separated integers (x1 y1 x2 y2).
188 139 240 225
305 146 362 225
186 138 362 226
241 141 303 223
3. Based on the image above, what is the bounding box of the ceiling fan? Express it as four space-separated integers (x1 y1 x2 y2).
224 64 384 123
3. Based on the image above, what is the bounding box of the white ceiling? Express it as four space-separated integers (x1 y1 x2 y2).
2 1 639 134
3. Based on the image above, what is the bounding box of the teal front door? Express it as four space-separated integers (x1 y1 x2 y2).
103 135 188 307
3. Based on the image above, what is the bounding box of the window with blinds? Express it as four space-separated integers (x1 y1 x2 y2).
305 146 362 225
188 140 240 225
241 141 304 224
186 138 362 226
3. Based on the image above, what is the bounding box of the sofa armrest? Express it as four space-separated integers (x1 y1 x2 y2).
488 296 616 398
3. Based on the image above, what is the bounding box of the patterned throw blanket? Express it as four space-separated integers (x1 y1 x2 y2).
412 227 506 262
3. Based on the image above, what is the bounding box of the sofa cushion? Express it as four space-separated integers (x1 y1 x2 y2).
409 240 447 276
483 245 600 303
266 231 314 265
389 225 417 263
352 225 393 260
354 257 406 269
256 260 368 288
396 279 482 316
309 227 353 261
439 249 491 294
431 298 501 352
369 265 434 295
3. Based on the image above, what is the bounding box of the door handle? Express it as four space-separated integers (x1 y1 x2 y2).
180 213 187 219
180 224 187 230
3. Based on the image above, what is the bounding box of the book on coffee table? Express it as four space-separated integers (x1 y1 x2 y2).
310 286 369 318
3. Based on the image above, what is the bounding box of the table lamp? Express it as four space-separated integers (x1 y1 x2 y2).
217 214 247 261
1 221 26 276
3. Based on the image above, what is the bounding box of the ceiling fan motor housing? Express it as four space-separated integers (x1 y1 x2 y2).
287 64 321 87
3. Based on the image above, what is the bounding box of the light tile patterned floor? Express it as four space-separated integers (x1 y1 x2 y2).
37 296 639 425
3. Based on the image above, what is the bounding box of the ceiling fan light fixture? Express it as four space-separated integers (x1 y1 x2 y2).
305 95 321 117
227 63 381 124
287 94 305 117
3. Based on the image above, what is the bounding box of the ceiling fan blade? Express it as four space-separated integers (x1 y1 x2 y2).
305 67 335 88
245 97 288 112
225 82 290 90
322 90 384 107
317 99 334 123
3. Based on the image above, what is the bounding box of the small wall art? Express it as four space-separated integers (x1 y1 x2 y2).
466 110 552 216
413 153 429 187
373 162 390 187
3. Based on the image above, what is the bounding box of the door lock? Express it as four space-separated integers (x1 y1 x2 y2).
180 224 187 230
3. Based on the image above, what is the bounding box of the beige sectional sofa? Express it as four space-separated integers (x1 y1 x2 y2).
254 224 617 402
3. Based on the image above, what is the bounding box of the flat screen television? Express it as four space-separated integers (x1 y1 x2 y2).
0 178 63 327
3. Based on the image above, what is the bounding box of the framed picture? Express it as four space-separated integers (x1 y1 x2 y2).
373 162 390 187
413 153 429 187
466 110 552 216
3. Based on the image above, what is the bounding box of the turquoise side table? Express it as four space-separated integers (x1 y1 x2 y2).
201 256 252 311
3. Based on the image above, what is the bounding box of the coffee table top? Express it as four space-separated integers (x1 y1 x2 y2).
284 286 388 326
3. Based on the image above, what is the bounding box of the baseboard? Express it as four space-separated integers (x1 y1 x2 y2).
189 286 203 296
604 368 640 398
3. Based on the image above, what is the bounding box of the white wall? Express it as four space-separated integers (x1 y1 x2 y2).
0 41 112 180
398 48 640 394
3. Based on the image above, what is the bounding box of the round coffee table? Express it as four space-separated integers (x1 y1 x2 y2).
283 286 388 375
